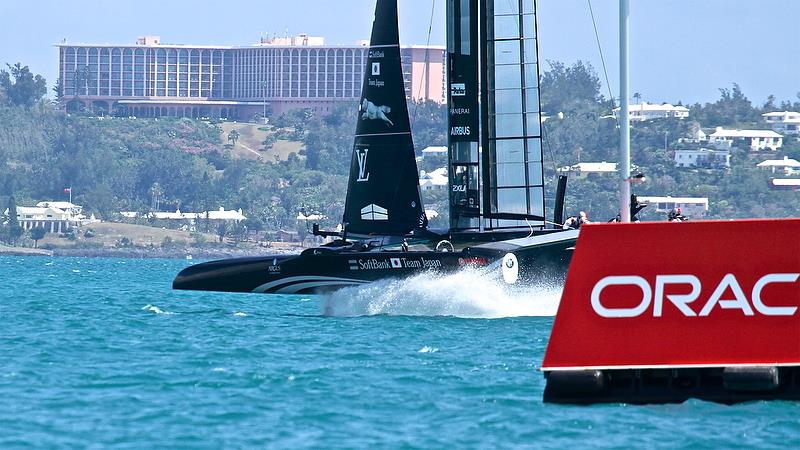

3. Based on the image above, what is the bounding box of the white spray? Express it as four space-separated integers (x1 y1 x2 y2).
320 267 563 318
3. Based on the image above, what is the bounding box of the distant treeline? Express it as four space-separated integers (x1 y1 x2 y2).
1 60 799 237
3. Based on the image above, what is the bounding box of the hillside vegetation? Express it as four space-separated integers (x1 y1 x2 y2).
1 60 799 249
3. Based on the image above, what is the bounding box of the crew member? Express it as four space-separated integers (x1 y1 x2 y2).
563 216 578 229
578 211 591 227
668 207 687 222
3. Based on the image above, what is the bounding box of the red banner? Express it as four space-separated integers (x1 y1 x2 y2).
542 219 800 370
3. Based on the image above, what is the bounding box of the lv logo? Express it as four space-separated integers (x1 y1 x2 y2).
357 149 370 182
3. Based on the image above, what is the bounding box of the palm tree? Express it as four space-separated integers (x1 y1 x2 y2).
149 182 164 211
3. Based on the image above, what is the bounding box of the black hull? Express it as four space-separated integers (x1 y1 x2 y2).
174 250 468 295
173 231 578 295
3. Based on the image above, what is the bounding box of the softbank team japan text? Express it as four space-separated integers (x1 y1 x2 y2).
355 257 443 270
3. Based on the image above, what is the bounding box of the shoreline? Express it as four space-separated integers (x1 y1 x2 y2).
0 245 303 260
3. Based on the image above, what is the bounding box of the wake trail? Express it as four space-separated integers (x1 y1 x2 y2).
320 267 563 319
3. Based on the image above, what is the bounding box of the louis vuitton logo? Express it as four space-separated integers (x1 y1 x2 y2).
356 149 370 182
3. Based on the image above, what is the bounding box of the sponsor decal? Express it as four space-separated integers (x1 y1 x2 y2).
348 259 359 271
268 265 281 273
372 62 381 76
360 204 388 221
356 148 370 182
369 50 385 59
361 99 392 125
450 126 471 136
591 273 799 318
399 257 442 269
450 82 466 97
359 259 393 270
355 257 443 271
542 219 800 370
450 107 470 115
452 184 467 193
459 256 487 266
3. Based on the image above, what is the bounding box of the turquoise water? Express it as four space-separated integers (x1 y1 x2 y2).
1 256 797 448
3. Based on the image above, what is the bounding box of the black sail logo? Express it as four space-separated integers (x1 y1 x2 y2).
361 99 394 126
357 149 370 182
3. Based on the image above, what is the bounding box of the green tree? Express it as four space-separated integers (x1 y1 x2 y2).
410 99 447 153
30 226 46 248
149 182 164 211
4 196 24 245
217 221 228 243
0 63 47 107
303 102 355 173
690 83 760 127
540 60 604 115
52 77 63 105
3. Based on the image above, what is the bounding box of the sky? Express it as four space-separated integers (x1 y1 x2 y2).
1 0 798 105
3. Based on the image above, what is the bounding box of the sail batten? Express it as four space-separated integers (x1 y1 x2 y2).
342 0 426 236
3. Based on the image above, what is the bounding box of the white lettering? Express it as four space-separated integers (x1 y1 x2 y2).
653 275 700 317
699 273 754 316
591 273 799 318
591 276 652 318
752 273 799 316
450 126 471 136
356 149 370 182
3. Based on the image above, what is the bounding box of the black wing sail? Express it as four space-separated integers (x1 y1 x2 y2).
343 0 427 236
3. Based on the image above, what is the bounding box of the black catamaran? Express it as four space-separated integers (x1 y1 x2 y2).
173 0 578 294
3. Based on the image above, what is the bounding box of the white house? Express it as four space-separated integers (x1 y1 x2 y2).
756 156 800 175
419 167 449 191
120 207 246 230
637 196 709 218
708 127 782 151
558 162 617 179
762 111 800 135
4 201 90 233
421 146 448 159
613 101 689 122
674 148 730 168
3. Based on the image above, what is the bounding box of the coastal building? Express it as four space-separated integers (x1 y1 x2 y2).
769 178 800 190
637 196 709 218
120 207 246 230
762 111 800 135
674 148 730 169
756 156 800 175
558 162 617 179
56 35 445 119
421 146 448 158
708 127 782 151
419 167 448 191
4 201 91 233
612 101 689 122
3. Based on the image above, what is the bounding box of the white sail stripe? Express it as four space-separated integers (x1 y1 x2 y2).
369 44 400 49
276 280 368 294
252 275 368 293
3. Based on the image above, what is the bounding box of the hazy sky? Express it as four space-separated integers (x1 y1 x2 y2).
1 0 797 105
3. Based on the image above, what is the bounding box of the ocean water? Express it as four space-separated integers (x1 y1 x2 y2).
1 256 797 448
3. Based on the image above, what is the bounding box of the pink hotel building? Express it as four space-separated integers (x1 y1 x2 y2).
56 35 445 120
